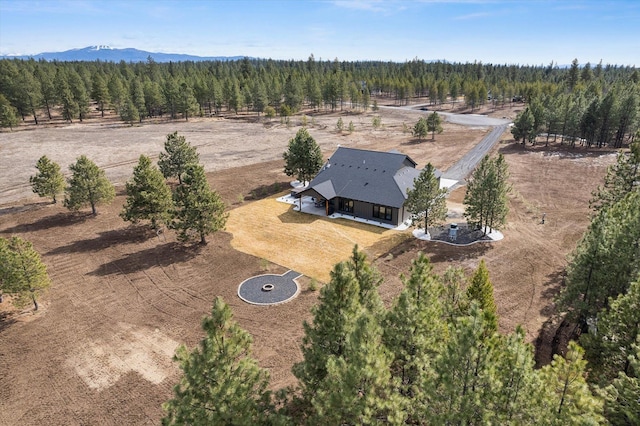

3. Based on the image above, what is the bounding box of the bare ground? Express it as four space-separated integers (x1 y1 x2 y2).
0 103 617 425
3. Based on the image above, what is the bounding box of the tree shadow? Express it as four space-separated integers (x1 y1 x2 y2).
0 212 92 234
46 225 156 256
245 180 291 202
497 142 619 158
0 201 51 218
0 311 17 334
89 242 201 277
534 267 570 367
540 267 566 317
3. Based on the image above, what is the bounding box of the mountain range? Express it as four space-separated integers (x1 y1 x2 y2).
1 45 247 63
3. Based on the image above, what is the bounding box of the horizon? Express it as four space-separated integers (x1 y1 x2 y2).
1 0 639 67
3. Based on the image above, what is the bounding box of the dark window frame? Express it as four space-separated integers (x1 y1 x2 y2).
338 198 354 213
373 204 392 221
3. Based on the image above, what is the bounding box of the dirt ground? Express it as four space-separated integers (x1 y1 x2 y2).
0 103 617 425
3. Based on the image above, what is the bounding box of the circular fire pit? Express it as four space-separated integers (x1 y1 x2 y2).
238 270 302 305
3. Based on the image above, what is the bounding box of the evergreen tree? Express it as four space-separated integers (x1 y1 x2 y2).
581 276 640 385
405 163 447 235
466 259 498 334
558 190 640 325
30 155 65 203
158 131 200 185
347 245 384 314
383 253 445 422
67 69 90 121
171 164 227 245
539 341 604 424
91 72 110 117
511 107 536 144
120 155 173 230
602 336 640 425
119 96 139 125
130 78 146 122
426 304 497 424
162 297 275 425
590 139 640 213
0 236 50 311
0 99 19 130
464 154 510 234
64 155 115 215
282 128 323 186
426 111 443 140
311 312 403 425
177 81 199 121
292 262 362 405
412 116 428 141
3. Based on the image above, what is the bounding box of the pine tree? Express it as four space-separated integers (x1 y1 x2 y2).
426 304 497 424
120 155 173 230
383 253 446 422
0 93 19 130
590 139 640 213
511 107 535 144
292 261 362 405
29 155 65 204
64 155 115 215
539 341 604 424
558 190 640 325
282 128 323 186
158 131 200 185
426 111 443 140
602 336 640 425
405 163 447 235
162 297 275 425
464 154 510 234
311 312 403 425
412 116 428 141
581 276 640 385
347 245 384 314
0 236 50 311
466 259 498 334
489 328 546 424
171 164 227 245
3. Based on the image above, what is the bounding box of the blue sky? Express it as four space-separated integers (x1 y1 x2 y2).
1 0 638 66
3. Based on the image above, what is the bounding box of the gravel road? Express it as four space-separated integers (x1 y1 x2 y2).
379 104 512 181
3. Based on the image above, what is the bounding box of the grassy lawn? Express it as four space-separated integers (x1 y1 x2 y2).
226 194 410 283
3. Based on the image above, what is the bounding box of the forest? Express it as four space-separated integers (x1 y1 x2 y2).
0 57 638 148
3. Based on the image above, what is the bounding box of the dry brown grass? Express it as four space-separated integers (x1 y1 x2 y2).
226 194 411 282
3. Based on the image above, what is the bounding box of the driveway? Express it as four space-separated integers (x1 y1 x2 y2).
379 104 511 181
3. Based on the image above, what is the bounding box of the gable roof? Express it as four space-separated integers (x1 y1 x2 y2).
304 147 436 208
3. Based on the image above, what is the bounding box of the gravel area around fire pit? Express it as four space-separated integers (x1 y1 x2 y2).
416 223 497 245
238 270 302 305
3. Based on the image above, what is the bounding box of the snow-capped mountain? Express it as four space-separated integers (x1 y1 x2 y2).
1 46 246 63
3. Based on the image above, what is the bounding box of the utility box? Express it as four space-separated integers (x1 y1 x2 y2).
449 223 458 242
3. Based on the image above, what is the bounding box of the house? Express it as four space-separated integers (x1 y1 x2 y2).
298 147 441 227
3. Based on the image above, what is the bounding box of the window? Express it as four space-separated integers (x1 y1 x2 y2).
338 198 354 213
373 204 392 221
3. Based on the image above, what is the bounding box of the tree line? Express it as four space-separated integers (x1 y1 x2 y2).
511 82 639 149
0 56 637 133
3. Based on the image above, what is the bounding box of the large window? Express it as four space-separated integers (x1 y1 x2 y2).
338 198 354 213
373 204 392 221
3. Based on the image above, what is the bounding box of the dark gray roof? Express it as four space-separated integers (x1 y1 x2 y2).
303 147 437 208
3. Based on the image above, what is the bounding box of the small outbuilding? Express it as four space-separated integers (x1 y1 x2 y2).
299 147 441 227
